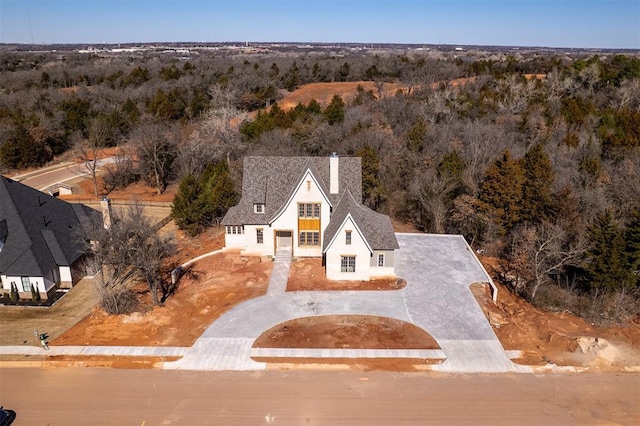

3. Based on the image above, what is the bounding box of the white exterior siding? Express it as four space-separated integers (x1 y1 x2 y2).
59 265 72 284
369 250 396 278
1 274 50 296
242 224 274 256
325 217 372 281
271 171 330 258
224 226 245 249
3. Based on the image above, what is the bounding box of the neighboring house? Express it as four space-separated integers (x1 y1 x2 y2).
222 154 399 280
0 176 98 300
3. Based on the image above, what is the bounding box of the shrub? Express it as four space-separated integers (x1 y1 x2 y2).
9 282 19 303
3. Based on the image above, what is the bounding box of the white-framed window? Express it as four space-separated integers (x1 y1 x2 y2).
345 230 352 245
254 203 265 214
256 228 264 244
299 231 320 246
21 276 31 292
226 226 244 235
378 253 385 267
341 256 356 273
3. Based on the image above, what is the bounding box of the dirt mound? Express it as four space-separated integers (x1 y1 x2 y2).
253 315 439 350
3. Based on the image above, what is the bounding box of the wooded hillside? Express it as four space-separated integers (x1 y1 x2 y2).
1 48 639 322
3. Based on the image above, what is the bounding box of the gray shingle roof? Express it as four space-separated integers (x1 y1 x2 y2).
0 176 98 277
322 191 399 252
222 156 362 225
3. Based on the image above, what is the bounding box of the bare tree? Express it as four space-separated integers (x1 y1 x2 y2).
200 84 248 162
134 122 179 194
81 203 175 312
74 117 112 197
506 222 587 300
409 170 456 233
616 78 640 111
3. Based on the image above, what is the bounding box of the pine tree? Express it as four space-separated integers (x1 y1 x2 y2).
324 95 345 125
172 174 210 236
406 118 427 152
207 161 238 219
585 211 634 292
521 144 555 223
625 210 640 286
479 150 525 235
357 144 385 210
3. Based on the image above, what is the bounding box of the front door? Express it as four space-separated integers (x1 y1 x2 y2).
276 230 292 248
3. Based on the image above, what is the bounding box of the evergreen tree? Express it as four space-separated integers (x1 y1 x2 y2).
406 118 427 152
437 150 466 184
357 144 385 210
479 150 525 235
625 210 640 286
324 95 345 125
172 174 211 236
31 283 40 302
206 161 239 219
585 211 634 292
521 143 555 223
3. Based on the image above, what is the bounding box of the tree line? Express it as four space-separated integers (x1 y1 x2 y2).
1 49 638 320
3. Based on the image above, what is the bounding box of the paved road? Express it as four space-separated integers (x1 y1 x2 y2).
14 158 114 191
0 368 637 425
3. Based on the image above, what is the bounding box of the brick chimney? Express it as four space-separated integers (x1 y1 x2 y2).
329 152 339 194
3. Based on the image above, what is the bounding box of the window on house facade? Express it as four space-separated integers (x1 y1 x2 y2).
21 276 31 292
298 202 321 248
226 226 244 235
299 231 320 246
256 228 264 244
254 203 265 214
341 256 356 273
298 203 320 218
345 230 352 245
378 253 385 267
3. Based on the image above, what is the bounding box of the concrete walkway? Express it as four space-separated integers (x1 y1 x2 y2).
165 233 530 373
0 345 187 357
267 247 292 295
1 233 530 373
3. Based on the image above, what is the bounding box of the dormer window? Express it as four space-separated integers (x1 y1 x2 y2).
254 203 265 214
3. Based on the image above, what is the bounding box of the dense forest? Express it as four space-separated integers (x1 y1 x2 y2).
1 48 639 322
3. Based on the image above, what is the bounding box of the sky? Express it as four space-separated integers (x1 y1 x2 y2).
1 0 638 49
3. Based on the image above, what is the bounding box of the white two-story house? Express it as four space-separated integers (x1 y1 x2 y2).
221 154 399 280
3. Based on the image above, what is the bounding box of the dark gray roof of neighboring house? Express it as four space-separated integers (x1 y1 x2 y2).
323 191 399 252
0 176 98 277
222 156 363 226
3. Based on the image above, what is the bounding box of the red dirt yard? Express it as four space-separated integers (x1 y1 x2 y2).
40 82 640 371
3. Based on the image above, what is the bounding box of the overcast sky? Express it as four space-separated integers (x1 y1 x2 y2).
1 0 638 49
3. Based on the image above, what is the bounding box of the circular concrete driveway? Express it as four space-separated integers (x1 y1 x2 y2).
165 233 530 373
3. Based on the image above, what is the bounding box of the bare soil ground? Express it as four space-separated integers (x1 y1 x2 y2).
52 249 271 347
4 80 639 371
287 258 402 291
6 196 639 371
475 257 640 371
276 81 409 111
